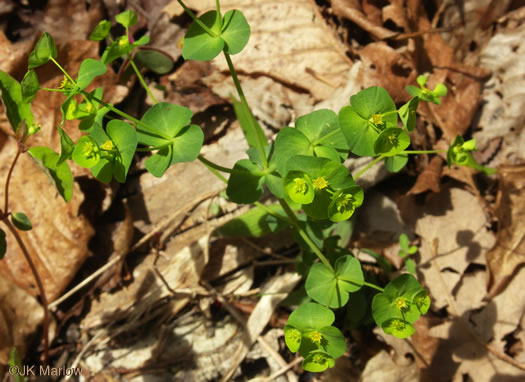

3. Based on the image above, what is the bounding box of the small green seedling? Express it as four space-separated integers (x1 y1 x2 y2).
0 0 495 372
398 233 418 275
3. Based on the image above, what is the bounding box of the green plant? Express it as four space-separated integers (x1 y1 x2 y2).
398 233 418 275
0 0 495 372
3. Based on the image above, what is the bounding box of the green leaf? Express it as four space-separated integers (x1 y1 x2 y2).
0 229 6 259
327 186 364 222
374 128 410 156
90 19 112 41
226 159 265 203
182 11 224 61
134 49 174 74
28 146 73 202
384 154 408 172
115 9 137 28
296 109 347 153
302 351 335 372
398 97 418 132
264 172 285 198
76 59 107 91
137 103 204 177
284 325 302 353
9 347 25 382
318 325 347 358
11 212 32 231
28 32 57 69
221 9 250 55
284 171 315 204
371 274 426 327
286 302 335 331
56 126 74 165
106 120 137 183
72 136 100 168
405 258 416 275
339 87 398 157
213 204 287 238
102 36 135 64
21 69 39 103
399 233 409 251
381 318 415 338
412 289 430 314
231 96 268 155
0 71 35 133
305 255 363 308
274 127 312 175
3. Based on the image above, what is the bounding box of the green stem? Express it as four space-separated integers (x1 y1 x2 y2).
342 278 384 292
80 91 171 140
197 156 228 183
129 58 158 104
254 201 291 225
176 0 218 37
223 51 269 169
198 155 233 173
278 199 335 273
40 87 65 92
215 0 222 29
401 150 447 155
353 155 384 181
50 57 76 85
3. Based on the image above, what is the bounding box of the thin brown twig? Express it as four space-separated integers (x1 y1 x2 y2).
2 218 49 365
2 145 21 217
430 238 525 371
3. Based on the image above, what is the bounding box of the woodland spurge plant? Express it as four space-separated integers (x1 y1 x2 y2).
0 0 495 372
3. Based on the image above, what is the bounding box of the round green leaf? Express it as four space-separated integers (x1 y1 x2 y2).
412 289 430 315
335 255 364 293
274 127 312 175
284 325 302 353
72 136 100 168
405 258 416 275
302 351 335 372
226 159 264 203
221 9 250 55
350 86 396 120
134 49 174 74
115 10 137 28
28 146 74 202
28 32 57 69
295 109 347 154
90 20 111 41
286 302 335 331
318 326 347 358
374 128 410 156
284 171 315 205
328 186 363 222
385 154 408 173
106 120 137 183
11 212 32 231
182 11 224 61
306 262 347 308
138 103 192 146
381 318 415 338
76 58 107 91
0 228 7 259
302 189 331 220
21 70 39 103
338 105 378 156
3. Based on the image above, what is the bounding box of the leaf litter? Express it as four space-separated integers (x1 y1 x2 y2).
0 0 525 380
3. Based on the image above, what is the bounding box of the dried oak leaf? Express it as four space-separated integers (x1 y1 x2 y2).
407 155 443 195
0 138 94 302
486 165 525 299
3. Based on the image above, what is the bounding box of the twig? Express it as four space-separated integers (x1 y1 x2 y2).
257 336 299 382
430 238 525 371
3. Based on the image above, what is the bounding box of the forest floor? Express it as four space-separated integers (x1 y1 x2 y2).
1 0 525 381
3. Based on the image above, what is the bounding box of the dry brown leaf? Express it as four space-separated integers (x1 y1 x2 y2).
0 278 44 375
486 165 525 298
360 350 419 382
358 42 416 102
475 21 525 165
0 138 93 301
408 155 443 195
400 186 495 309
